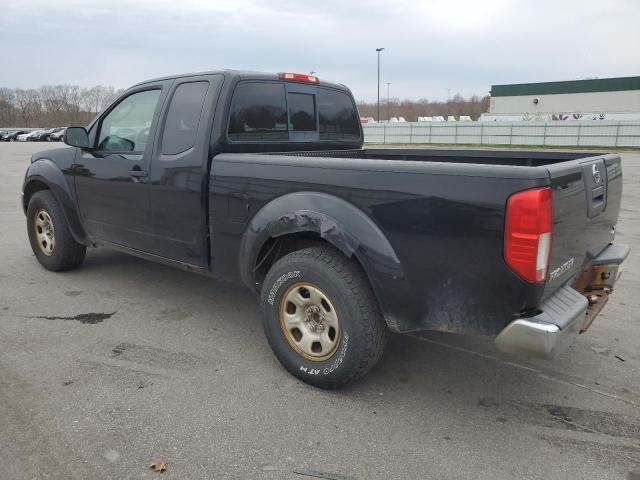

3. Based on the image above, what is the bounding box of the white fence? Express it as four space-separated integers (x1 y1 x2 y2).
363 120 640 148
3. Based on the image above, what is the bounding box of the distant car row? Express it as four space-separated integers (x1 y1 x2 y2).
0 127 66 142
417 116 473 122
360 116 475 124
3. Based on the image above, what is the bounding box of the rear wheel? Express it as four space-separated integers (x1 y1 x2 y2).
27 190 86 271
260 245 388 389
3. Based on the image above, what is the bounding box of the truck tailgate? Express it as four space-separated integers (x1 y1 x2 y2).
544 154 623 294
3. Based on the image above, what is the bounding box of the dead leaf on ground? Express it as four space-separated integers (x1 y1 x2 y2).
149 460 167 473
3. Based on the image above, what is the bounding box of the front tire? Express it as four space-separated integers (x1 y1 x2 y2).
260 245 388 389
27 191 86 271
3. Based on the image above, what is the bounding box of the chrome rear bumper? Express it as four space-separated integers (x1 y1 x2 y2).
495 284 586 358
495 243 629 359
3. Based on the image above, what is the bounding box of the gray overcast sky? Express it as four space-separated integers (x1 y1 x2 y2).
1 0 639 101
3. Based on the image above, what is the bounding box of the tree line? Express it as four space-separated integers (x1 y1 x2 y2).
357 93 490 121
0 84 491 128
0 85 123 128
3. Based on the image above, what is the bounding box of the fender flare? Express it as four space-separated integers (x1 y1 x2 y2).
239 192 410 331
23 159 91 245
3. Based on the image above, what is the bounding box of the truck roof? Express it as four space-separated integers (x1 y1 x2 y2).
132 69 350 92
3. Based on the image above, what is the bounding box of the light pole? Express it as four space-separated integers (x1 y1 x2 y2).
386 82 391 121
376 47 384 122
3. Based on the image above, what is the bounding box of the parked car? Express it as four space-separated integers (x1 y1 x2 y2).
48 128 66 141
1 130 26 141
21 70 629 389
17 131 35 141
30 128 58 141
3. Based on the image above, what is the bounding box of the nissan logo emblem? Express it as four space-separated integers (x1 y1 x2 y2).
592 164 601 184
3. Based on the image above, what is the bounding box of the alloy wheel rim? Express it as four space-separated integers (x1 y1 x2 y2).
279 282 341 361
34 209 55 256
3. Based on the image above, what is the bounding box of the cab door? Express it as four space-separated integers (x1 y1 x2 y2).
74 82 170 251
147 74 224 266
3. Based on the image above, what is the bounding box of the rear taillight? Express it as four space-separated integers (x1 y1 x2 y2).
504 187 553 283
277 72 320 84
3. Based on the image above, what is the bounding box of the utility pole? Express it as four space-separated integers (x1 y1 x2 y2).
376 47 385 122
386 82 391 121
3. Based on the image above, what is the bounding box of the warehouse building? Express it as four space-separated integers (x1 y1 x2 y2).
483 76 640 121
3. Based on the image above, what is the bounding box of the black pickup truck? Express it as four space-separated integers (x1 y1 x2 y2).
22 70 629 388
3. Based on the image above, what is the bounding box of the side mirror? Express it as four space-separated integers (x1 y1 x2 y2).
64 127 90 148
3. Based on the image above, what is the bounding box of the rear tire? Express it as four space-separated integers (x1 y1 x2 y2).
27 191 86 271
260 245 388 389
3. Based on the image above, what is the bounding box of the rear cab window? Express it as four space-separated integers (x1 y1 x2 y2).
227 81 360 143
318 89 360 140
228 83 288 141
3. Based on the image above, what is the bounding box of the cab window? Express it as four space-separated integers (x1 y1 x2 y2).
228 82 288 141
288 93 316 132
97 89 161 153
161 81 209 155
318 89 360 140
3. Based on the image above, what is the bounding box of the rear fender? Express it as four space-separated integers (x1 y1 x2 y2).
239 192 410 331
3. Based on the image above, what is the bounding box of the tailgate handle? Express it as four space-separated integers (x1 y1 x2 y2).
582 159 607 218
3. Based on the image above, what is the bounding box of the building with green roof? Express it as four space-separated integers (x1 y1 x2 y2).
484 76 640 121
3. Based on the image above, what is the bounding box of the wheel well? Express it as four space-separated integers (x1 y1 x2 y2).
253 232 364 289
23 180 50 212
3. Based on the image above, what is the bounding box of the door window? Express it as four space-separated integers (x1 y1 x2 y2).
97 89 161 153
161 81 209 155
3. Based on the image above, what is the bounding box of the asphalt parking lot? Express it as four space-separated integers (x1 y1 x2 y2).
1 142 639 480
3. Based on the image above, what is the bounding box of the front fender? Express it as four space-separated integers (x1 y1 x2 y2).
239 191 411 332
23 159 90 245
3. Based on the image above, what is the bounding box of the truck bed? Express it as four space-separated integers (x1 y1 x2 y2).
265 147 602 167
213 147 622 335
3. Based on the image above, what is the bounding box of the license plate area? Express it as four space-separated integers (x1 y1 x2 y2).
571 263 619 332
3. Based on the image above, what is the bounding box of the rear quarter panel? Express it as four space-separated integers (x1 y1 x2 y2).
210 154 549 335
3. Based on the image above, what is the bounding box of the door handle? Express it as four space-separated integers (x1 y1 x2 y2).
128 169 148 179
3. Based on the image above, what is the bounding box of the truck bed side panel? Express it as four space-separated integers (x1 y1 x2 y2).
210 154 549 335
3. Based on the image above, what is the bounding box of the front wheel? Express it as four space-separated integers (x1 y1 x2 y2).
27 190 86 271
260 245 388 389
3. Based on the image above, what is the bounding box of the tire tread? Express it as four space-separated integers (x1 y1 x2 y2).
261 244 388 389
27 190 86 271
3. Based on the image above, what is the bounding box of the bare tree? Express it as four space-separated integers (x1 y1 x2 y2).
357 93 490 121
0 84 127 127
0 88 18 126
13 89 43 127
